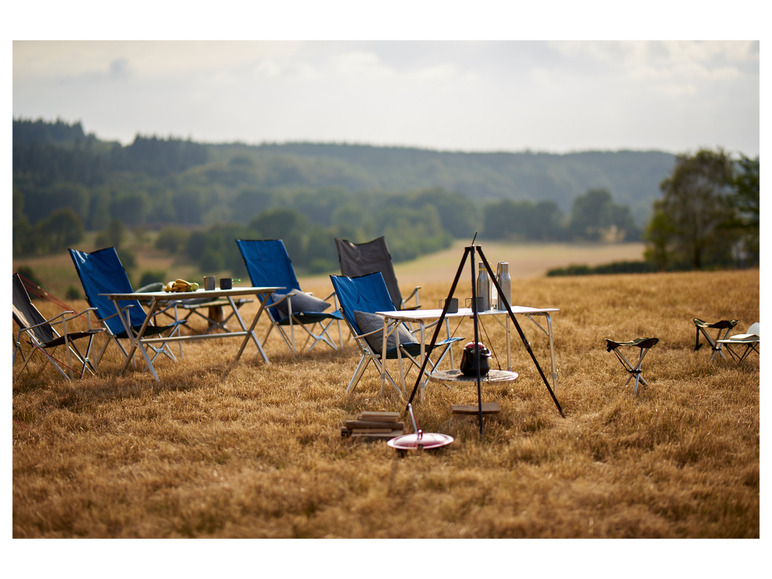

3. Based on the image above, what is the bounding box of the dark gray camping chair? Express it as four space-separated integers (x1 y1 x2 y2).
13 273 104 380
335 236 420 311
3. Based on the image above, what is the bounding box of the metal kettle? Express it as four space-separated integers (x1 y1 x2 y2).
460 341 491 376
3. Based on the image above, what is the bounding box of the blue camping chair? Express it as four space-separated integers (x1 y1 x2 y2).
235 239 344 354
69 247 186 370
330 272 462 396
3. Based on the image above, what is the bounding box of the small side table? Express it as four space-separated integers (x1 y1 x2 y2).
428 368 519 384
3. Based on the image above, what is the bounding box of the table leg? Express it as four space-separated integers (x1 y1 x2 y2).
231 295 270 366
546 314 558 393
115 297 161 381
506 318 512 371
381 319 388 396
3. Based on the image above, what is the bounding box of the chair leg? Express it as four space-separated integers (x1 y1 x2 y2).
347 355 371 393
16 344 72 381
612 346 652 394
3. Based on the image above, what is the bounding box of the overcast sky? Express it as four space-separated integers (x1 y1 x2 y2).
12 39 760 157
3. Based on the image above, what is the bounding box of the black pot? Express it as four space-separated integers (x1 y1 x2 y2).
460 341 491 376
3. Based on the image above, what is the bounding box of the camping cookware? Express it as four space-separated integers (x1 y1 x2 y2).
460 341 491 376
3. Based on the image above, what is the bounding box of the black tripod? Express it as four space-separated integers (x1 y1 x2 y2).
405 243 564 436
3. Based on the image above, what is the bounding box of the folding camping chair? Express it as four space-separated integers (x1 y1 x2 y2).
13 273 104 380
236 239 344 354
330 272 462 396
69 247 187 369
693 318 738 360
717 322 759 364
605 337 659 394
335 236 420 310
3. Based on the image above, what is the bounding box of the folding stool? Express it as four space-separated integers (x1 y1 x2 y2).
605 337 659 394
693 318 738 360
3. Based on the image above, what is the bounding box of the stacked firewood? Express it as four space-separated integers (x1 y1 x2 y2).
341 411 404 440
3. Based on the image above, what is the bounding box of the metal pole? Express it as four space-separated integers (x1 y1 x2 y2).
405 246 471 407
467 245 484 435
477 247 564 417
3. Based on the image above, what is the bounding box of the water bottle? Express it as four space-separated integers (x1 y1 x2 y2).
497 261 511 310
476 262 490 311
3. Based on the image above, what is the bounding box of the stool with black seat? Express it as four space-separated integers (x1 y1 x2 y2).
693 318 738 361
605 337 659 394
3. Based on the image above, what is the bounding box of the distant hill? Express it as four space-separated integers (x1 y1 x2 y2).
13 118 675 229
253 143 676 216
215 142 675 223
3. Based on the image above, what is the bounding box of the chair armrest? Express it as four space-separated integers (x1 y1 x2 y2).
26 310 74 332
58 307 100 331
401 286 421 308
97 303 135 324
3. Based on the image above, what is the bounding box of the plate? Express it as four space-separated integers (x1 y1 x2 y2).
387 432 454 450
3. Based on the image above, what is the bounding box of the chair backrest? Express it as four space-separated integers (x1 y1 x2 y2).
235 239 301 322
335 236 403 310
12 273 57 345
68 247 147 335
329 272 395 336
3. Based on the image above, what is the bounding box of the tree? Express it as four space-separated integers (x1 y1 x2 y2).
95 218 126 248
405 187 479 239
569 188 639 242
156 226 190 253
725 155 759 265
483 198 568 242
35 208 85 252
645 149 737 270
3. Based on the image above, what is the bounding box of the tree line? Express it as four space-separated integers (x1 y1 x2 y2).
12 119 758 277
13 118 673 226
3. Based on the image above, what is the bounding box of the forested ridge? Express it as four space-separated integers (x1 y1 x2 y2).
13 118 676 276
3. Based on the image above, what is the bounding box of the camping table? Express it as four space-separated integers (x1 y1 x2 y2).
375 306 559 394
101 286 282 381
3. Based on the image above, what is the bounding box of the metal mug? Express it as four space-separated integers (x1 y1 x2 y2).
204 276 215 290
439 297 458 313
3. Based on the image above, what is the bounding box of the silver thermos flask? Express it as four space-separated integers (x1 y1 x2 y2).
476 262 490 311
496 261 511 310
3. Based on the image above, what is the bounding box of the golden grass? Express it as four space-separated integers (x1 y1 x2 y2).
12 268 759 539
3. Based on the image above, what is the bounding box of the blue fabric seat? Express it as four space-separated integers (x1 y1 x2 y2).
69 247 186 369
236 239 343 354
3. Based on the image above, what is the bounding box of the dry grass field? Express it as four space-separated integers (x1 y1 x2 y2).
12 264 759 542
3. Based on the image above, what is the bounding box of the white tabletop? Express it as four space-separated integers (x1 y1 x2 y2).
375 306 558 321
100 286 283 301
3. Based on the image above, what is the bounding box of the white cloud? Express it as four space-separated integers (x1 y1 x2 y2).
11 40 760 156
